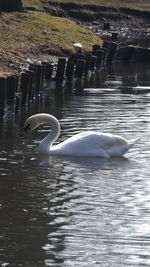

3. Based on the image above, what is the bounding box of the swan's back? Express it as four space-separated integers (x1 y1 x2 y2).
50 131 129 157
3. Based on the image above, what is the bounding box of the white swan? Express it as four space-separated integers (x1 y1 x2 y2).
24 113 141 157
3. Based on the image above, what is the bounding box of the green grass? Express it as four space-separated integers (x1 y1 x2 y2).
22 0 150 10
0 11 102 60
1 0 149 71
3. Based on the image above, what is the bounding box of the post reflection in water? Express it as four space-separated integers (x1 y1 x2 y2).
0 63 150 267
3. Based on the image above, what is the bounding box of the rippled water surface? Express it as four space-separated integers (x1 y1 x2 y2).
0 64 150 266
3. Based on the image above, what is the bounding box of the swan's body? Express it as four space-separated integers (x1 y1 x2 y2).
24 113 140 158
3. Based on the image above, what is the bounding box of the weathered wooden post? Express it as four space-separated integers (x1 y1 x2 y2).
74 79 84 95
75 59 86 79
65 81 73 95
26 70 35 102
14 75 20 111
106 42 118 64
55 58 66 86
95 49 104 69
41 64 46 86
0 77 7 115
95 70 104 88
84 53 92 75
44 63 54 81
102 41 110 50
101 47 108 60
29 64 38 96
29 63 43 93
90 55 97 72
88 72 95 88
35 63 43 92
6 75 18 106
20 72 30 106
65 60 75 81
92 44 101 56
76 54 86 61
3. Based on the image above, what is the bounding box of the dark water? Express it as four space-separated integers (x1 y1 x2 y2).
0 63 150 267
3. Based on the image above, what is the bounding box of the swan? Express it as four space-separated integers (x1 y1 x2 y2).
23 113 141 157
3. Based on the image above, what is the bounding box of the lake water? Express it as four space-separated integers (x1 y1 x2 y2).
0 63 150 267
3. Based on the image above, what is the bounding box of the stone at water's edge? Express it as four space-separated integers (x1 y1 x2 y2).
0 0 23 12
114 46 150 63
132 47 150 62
115 46 135 62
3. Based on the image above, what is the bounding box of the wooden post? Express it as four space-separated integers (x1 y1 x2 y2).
35 64 43 92
44 63 54 80
106 42 118 64
0 77 7 115
65 60 75 81
95 49 104 69
84 53 92 75
74 79 84 95
101 47 108 61
55 58 66 85
102 41 110 49
90 56 97 72
76 54 85 61
75 59 86 79
95 70 104 88
29 65 38 96
20 72 30 106
88 72 95 88
65 81 73 95
14 75 20 111
41 64 46 86
102 41 110 63
29 63 43 93
6 75 18 106
92 44 101 56
26 70 35 102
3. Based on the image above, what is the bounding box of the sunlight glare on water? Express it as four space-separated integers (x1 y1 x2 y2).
0 63 150 267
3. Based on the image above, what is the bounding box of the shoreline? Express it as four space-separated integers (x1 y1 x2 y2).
0 3 150 73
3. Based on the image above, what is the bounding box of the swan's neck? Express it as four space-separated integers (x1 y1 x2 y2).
38 114 60 153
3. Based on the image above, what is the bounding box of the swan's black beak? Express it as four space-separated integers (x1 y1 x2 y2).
23 124 31 137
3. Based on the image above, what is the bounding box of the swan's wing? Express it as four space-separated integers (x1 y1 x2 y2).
107 136 142 156
51 131 128 157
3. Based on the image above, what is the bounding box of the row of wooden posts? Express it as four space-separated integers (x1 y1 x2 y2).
2 38 149 115
0 40 118 115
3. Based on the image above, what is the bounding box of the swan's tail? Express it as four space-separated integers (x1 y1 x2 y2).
128 136 142 148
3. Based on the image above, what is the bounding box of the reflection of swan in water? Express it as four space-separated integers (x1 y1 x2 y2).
24 113 141 158
39 153 130 173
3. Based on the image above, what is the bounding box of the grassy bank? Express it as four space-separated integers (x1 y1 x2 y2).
23 0 150 11
0 10 102 71
1 0 149 72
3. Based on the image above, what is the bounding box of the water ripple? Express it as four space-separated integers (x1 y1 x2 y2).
0 63 150 266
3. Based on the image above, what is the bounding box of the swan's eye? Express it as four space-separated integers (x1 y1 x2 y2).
24 124 31 136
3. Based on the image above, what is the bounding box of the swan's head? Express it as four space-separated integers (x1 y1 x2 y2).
23 114 40 136
24 113 60 140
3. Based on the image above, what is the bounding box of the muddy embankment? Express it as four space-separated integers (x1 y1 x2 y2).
36 2 150 47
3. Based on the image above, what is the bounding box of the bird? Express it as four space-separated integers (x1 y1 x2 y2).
23 113 141 158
